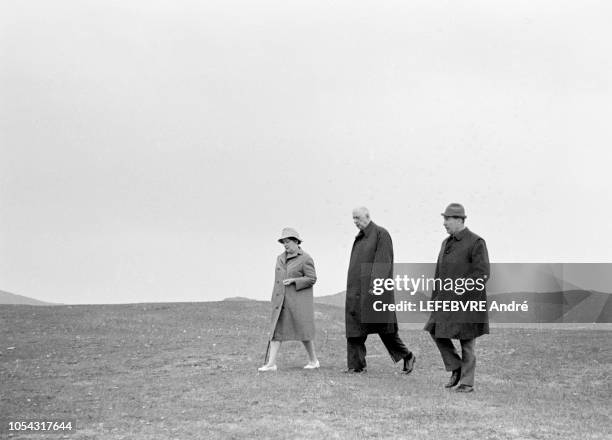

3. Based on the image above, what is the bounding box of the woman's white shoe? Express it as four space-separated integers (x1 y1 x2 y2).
303 360 320 369
258 364 277 372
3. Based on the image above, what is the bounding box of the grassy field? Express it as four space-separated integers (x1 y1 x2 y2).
1 301 610 439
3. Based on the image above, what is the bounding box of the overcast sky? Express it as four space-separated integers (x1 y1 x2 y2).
1 1 611 304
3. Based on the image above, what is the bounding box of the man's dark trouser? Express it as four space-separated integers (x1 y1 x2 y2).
431 335 476 386
347 332 411 370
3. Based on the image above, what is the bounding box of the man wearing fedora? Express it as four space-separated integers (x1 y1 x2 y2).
424 203 490 392
345 207 416 374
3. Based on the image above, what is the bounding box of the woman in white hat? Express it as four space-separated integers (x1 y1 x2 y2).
258 227 320 371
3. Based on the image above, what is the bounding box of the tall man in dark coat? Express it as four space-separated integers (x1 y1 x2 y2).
345 207 415 373
424 203 490 392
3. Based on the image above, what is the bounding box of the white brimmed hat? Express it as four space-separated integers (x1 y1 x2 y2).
278 227 302 244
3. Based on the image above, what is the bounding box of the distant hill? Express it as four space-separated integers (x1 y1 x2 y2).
488 290 612 323
0 290 55 305
223 296 256 302
315 290 431 310
314 291 345 308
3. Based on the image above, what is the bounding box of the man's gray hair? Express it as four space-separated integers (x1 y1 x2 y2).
352 206 370 218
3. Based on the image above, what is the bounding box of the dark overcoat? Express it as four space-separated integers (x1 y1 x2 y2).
269 248 317 341
424 227 490 339
346 221 398 338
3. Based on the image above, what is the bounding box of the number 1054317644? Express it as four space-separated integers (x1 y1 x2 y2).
3 419 76 433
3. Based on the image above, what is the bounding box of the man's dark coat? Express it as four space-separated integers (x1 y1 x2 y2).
345 221 398 338
424 227 490 339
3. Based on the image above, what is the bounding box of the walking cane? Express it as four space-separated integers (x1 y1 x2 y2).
263 336 271 365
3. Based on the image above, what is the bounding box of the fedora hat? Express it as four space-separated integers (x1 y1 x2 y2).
441 203 467 218
278 227 302 244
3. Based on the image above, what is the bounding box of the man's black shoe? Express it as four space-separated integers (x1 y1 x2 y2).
445 368 461 388
402 353 416 374
455 384 474 393
343 368 367 374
